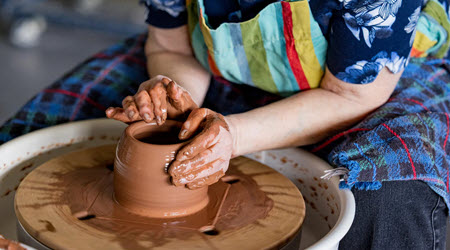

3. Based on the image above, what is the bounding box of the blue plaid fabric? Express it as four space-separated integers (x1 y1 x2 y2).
315 58 450 208
0 34 148 143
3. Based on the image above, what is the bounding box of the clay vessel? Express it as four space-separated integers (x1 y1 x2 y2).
113 120 209 218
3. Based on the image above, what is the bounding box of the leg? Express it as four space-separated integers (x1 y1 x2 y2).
0 34 149 145
340 181 448 249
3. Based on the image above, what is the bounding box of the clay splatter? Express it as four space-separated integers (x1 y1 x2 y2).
38 220 56 232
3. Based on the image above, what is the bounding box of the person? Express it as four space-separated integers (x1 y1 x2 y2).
1 0 450 248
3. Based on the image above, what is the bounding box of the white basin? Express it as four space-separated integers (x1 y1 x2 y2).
0 119 355 249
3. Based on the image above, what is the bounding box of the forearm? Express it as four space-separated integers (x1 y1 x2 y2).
226 68 401 156
145 25 210 106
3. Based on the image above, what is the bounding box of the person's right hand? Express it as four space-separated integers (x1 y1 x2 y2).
106 75 198 125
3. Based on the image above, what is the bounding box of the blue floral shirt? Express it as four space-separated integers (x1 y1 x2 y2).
141 0 449 84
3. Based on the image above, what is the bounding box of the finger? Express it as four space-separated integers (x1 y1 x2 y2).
167 81 184 110
161 97 168 123
186 170 225 190
169 149 214 177
105 107 134 123
149 82 167 125
122 96 139 120
161 77 172 86
171 160 219 186
134 90 154 122
179 158 225 182
176 127 216 162
171 175 185 187
167 81 197 111
178 108 210 140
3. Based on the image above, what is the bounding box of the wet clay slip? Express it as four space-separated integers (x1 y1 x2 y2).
15 145 305 249
114 120 209 218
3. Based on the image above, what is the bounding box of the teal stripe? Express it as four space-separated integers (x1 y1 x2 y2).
308 7 327 71
191 24 210 72
259 3 298 94
209 25 244 83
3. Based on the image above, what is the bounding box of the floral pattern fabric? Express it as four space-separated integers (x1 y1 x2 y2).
142 0 449 84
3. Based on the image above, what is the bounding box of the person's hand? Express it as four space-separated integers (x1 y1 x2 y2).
169 108 234 189
106 75 198 124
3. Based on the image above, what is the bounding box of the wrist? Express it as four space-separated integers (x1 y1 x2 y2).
224 114 240 158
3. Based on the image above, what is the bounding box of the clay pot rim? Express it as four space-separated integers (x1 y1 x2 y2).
125 120 188 149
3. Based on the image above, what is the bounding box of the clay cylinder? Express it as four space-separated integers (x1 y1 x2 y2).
113 120 209 218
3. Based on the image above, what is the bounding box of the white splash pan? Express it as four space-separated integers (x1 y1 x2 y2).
0 118 354 249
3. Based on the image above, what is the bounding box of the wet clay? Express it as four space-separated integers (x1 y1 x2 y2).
58 165 272 248
170 108 233 189
0 236 25 250
114 120 209 218
15 145 305 249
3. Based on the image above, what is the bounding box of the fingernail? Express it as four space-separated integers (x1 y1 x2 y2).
161 108 167 114
105 108 114 116
144 113 151 122
180 130 188 138
156 116 162 124
128 111 135 119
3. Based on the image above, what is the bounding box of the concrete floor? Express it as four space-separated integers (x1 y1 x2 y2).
0 25 124 124
0 0 145 124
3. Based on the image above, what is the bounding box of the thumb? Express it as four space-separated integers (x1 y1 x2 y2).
179 108 210 140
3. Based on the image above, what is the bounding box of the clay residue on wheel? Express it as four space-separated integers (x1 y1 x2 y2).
21 163 273 249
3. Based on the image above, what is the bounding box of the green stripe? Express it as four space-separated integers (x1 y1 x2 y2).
423 0 450 58
240 15 278 93
187 0 199 37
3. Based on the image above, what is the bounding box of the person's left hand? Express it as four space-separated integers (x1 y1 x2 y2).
169 108 234 189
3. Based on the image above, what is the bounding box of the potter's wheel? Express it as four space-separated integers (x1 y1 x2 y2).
15 144 305 249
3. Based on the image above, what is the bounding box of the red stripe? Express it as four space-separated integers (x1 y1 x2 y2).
447 170 449 192
207 52 222 77
281 2 310 90
94 53 146 67
311 128 371 152
44 89 106 111
444 113 449 150
70 35 145 120
405 98 429 111
389 98 429 111
382 123 417 179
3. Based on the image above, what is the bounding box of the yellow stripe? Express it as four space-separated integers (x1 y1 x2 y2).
412 31 438 57
291 1 323 88
198 8 214 50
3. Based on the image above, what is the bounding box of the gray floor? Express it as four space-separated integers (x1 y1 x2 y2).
0 26 124 124
0 0 145 124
